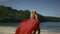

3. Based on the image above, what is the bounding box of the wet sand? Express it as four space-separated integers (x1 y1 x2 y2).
0 26 60 34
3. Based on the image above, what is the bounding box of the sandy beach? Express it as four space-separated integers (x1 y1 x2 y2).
0 22 60 34
0 26 60 34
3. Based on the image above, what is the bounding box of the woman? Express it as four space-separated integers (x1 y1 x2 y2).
15 10 40 34
30 10 40 34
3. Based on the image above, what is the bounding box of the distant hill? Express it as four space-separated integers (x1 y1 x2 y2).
0 5 60 22
43 16 60 22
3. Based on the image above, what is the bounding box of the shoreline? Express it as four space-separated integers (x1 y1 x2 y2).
0 26 60 34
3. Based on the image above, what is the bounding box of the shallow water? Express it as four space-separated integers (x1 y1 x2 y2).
0 22 60 34
40 22 60 32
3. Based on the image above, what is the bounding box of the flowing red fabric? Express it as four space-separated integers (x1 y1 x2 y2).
15 19 39 34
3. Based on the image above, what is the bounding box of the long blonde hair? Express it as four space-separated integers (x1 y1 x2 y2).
30 10 38 19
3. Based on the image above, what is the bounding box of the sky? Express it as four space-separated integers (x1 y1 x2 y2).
0 0 60 17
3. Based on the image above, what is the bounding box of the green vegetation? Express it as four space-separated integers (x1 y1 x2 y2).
0 5 60 23
44 16 60 22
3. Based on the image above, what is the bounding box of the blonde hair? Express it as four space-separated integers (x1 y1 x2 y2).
30 10 37 19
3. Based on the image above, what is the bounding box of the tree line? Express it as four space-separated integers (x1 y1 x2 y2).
0 5 60 23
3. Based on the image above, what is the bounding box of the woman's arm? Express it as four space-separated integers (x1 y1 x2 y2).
35 14 38 19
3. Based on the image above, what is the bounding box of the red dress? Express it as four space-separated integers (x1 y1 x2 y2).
15 19 39 34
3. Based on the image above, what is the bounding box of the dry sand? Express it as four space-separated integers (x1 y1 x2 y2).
0 26 60 34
